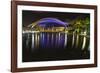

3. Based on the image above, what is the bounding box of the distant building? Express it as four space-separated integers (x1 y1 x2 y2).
28 18 69 32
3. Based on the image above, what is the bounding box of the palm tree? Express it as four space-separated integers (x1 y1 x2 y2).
69 16 90 35
70 17 84 34
84 17 90 35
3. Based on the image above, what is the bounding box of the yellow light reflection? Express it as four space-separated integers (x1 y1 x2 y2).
76 35 79 48
82 31 87 50
64 33 67 47
32 34 34 50
72 32 75 48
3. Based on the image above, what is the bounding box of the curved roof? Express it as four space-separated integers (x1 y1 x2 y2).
37 18 68 27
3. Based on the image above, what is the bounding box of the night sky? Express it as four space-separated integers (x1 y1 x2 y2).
22 10 90 27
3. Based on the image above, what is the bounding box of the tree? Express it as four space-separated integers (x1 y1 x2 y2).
69 16 90 35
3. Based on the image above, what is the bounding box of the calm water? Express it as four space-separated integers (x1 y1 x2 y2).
22 32 90 62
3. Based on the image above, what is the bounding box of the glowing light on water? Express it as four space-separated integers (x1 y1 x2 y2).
51 33 54 48
35 33 38 48
82 31 87 50
23 30 89 52
40 33 45 48
47 33 50 47
82 36 86 50
76 35 79 48
37 33 40 48
58 33 61 47
32 34 34 51
26 34 30 48
64 33 67 47
72 32 75 48
55 33 58 48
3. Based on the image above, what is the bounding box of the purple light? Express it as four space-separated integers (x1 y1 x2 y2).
37 18 68 27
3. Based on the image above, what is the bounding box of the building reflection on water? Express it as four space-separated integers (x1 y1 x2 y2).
22 32 90 62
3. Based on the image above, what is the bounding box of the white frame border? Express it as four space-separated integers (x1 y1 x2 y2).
17 5 94 68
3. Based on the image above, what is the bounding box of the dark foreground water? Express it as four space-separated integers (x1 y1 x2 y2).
22 32 90 62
